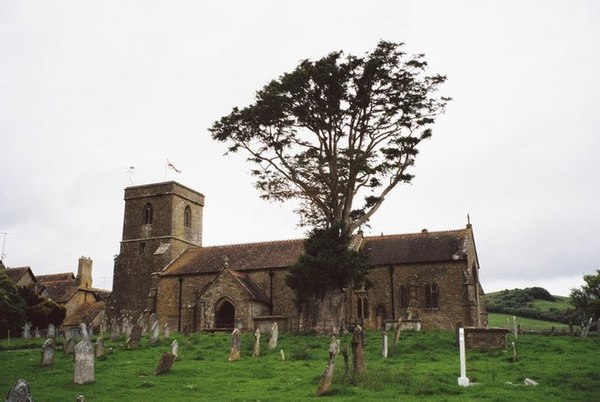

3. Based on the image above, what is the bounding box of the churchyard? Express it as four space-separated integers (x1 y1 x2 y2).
1 326 598 401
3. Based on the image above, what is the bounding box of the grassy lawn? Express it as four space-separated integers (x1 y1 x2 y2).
488 313 569 330
1 330 598 401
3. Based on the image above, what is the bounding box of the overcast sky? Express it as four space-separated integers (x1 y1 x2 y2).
1 1 598 296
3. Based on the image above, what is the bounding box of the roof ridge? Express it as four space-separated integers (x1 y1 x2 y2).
199 238 304 250
364 228 466 240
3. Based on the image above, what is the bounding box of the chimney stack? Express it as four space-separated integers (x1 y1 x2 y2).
77 256 93 288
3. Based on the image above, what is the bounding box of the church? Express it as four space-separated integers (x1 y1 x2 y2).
107 181 487 333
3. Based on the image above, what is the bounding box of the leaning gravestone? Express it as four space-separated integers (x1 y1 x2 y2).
228 328 241 362
149 321 159 345
73 341 95 385
163 323 170 339
351 325 365 375
268 322 278 350
22 323 31 340
171 339 179 359
253 328 261 357
5 379 33 402
95 337 104 359
47 323 56 339
40 339 55 367
316 336 339 396
64 337 76 356
155 352 176 375
127 324 142 349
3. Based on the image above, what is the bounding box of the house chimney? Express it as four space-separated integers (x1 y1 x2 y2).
77 256 93 288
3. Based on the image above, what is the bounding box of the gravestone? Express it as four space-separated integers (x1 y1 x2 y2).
149 313 157 329
228 328 241 362
511 341 517 363
382 331 388 359
253 328 261 357
268 322 278 350
316 336 339 396
73 341 95 385
457 327 469 387
22 323 31 340
5 379 33 402
123 318 132 338
64 337 76 356
280 349 285 361
163 323 170 339
76 395 85 402
47 324 56 339
34 327 41 338
149 321 159 345
40 339 55 366
137 315 145 335
110 318 119 341
171 339 179 359
392 318 402 346
95 337 104 359
351 325 365 375
155 352 176 375
80 323 90 342
127 324 142 349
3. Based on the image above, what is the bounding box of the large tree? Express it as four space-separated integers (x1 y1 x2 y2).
570 269 600 321
210 40 450 233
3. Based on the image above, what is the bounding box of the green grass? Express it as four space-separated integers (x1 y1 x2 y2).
488 313 569 330
1 330 598 401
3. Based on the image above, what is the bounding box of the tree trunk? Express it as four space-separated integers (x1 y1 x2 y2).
299 289 346 334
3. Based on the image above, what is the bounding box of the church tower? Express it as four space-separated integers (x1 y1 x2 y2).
108 181 204 320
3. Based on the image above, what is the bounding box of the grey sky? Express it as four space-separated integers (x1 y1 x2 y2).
1 1 598 295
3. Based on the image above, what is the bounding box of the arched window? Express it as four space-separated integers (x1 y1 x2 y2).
143 203 153 225
184 205 192 228
425 283 439 308
399 285 409 307
356 293 369 319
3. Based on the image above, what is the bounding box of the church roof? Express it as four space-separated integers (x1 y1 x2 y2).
161 228 470 277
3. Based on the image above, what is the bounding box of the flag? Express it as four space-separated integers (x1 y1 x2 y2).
167 159 182 173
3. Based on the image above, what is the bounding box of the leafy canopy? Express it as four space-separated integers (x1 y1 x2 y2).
210 40 450 232
570 269 600 320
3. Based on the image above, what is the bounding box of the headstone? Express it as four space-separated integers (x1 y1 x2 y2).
95 337 104 359
34 327 41 339
351 325 365 375
137 315 145 334
280 349 285 361
163 323 170 339
171 339 179 359
511 341 517 363
268 322 278 350
40 339 55 366
76 395 85 402
228 328 241 362
253 328 261 357
5 379 33 402
392 318 402 347
123 318 132 338
457 327 469 387
316 336 339 396
47 324 56 339
149 313 157 328
80 323 90 342
155 352 176 375
382 331 388 359
64 337 76 356
127 324 142 349
110 319 118 341
22 323 31 340
73 340 95 385
150 321 159 345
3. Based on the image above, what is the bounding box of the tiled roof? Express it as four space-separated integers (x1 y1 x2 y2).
36 272 75 283
161 228 469 277
5 267 34 283
42 281 80 303
90 288 112 301
62 301 105 327
230 270 270 304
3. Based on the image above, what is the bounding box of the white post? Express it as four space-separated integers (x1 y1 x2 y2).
513 315 518 339
382 331 388 359
458 328 469 387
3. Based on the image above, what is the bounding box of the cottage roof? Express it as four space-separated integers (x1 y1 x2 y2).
161 228 470 277
42 281 80 303
36 272 75 283
5 266 35 283
62 301 105 327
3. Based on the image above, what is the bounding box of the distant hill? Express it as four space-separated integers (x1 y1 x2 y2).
485 287 575 323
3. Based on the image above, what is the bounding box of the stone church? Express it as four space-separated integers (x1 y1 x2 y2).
107 181 487 333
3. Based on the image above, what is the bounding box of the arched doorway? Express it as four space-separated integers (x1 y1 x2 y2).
375 304 387 329
215 300 235 329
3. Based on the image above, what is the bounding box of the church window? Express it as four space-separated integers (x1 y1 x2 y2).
356 293 369 319
399 285 408 307
184 205 192 228
143 203 153 225
425 283 439 308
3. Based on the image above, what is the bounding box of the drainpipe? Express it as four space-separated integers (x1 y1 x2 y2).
268 271 274 315
389 266 395 320
178 276 183 332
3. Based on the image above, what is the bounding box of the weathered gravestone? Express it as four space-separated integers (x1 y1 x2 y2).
40 339 55 366
149 313 157 329
33 327 41 338
392 318 402 347
47 323 56 339
137 315 145 335
127 324 142 349
351 325 365 375
80 323 90 342
149 321 159 345
110 318 119 341
280 349 285 361
163 323 170 339
228 328 241 362
95 337 104 359
22 323 31 340
316 336 339 397
155 352 176 375
171 339 179 359
123 318 132 338
5 378 33 402
64 337 76 356
268 322 278 350
253 328 261 357
73 341 95 385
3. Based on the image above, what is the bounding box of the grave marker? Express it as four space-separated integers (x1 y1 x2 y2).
268 322 278 350
316 336 339 397
5 379 33 402
228 328 241 362
155 352 176 375
73 341 95 385
40 339 54 367
253 328 261 357
457 327 469 387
